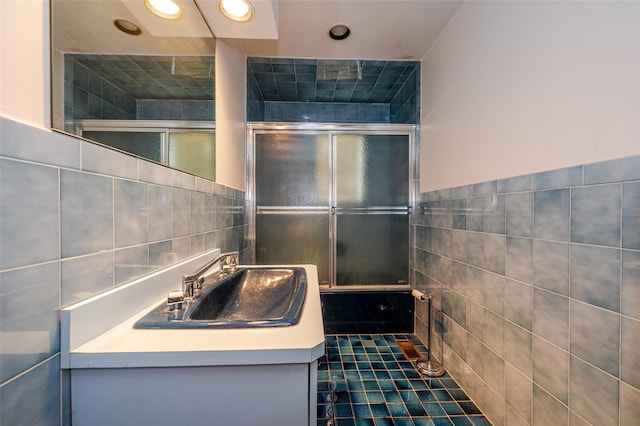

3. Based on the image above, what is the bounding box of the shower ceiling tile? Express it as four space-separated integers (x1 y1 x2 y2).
69 54 215 101
248 57 419 104
249 62 273 73
273 63 295 73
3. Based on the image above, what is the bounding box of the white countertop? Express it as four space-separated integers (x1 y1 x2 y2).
62 251 325 369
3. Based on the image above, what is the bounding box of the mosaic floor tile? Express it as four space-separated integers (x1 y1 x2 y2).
317 334 490 426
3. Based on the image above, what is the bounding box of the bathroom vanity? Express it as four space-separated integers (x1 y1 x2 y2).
61 250 325 426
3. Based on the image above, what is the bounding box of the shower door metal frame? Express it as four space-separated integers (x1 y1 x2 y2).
247 122 417 290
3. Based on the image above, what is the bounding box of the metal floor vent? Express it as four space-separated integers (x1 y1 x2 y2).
395 339 422 360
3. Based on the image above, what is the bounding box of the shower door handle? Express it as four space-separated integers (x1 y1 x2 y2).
331 206 410 215
257 206 330 215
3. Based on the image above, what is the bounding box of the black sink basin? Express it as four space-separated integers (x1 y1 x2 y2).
134 267 307 329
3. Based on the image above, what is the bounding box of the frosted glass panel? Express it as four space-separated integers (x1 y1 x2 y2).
335 134 409 207
256 214 330 285
336 214 408 286
83 131 163 163
168 131 215 181
253 129 411 287
255 133 330 206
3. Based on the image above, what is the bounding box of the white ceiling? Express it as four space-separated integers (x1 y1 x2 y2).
238 0 463 60
53 0 462 61
52 0 215 55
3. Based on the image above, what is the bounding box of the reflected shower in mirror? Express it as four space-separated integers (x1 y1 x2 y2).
51 0 217 180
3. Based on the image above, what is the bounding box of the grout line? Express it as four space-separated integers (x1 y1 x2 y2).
317 334 492 425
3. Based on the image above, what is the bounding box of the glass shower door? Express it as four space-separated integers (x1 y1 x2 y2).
333 134 410 286
254 133 332 285
254 129 411 288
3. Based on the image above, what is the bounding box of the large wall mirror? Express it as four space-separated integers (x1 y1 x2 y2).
51 0 216 181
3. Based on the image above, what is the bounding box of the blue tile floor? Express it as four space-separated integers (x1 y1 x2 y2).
317 335 492 426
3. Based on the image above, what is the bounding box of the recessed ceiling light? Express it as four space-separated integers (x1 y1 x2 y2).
219 0 254 22
329 24 351 41
145 0 182 20
114 19 142 36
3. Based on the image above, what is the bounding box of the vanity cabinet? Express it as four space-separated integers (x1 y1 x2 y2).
71 362 318 425
61 250 324 426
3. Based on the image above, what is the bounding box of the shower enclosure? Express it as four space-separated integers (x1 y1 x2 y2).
79 120 216 181
249 124 416 289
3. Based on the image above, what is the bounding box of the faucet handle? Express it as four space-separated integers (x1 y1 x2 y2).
223 254 238 273
194 276 205 289
167 290 185 311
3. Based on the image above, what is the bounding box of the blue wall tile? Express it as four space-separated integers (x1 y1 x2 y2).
0 263 60 382
506 192 533 237
484 195 505 234
584 155 640 184
533 336 568 404
0 118 249 425
149 185 173 242
570 300 620 377
533 384 568 425
82 140 137 180
371 104 389 123
0 159 60 269
570 245 620 312
622 182 640 249
505 237 533 284
451 185 473 199
505 279 532 331
182 100 215 121
622 250 640 320
504 322 532 378
0 356 60 425
620 383 640 426
191 192 206 234
149 240 174 271
346 104 360 121
532 166 582 190
484 272 506 316
173 188 192 237
466 233 484 269
264 101 392 123
532 240 569 296
414 154 638 426
264 102 282 121
115 245 149 286
466 198 484 232
452 199 467 230
498 175 532 193
321 103 337 122
533 289 569 350
621 316 640 389
483 234 505 275
62 252 113 307
114 180 149 248
60 170 114 258
571 184 621 247
534 189 570 241
472 181 497 196
569 356 619 426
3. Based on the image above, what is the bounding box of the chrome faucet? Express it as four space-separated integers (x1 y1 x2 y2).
181 251 239 298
